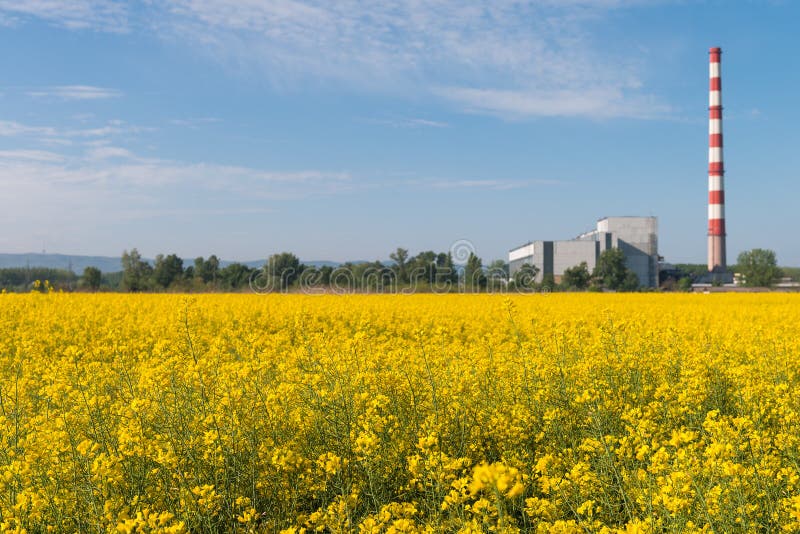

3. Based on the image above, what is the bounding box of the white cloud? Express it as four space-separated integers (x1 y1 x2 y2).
112 206 275 221
0 120 59 138
85 146 135 160
67 124 155 138
415 178 565 191
0 0 128 31
431 180 526 191
0 150 65 162
364 117 449 128
0 142 358 254
1 1 670 120
0 146 352 196
27 85 122 100
0 119 154 147
169 117 221 127
437 87 673 120
153 1 665 119
407 119 448 128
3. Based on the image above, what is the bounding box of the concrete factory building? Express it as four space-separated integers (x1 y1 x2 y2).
509 216 659 288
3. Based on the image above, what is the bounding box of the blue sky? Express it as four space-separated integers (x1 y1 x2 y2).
1 1 798 265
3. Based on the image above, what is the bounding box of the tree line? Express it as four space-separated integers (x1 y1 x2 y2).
117 250 255 292
0 246 788 292
115 247 644 293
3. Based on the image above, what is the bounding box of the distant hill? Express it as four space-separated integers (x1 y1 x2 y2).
0 253 346 273
0 253 124 273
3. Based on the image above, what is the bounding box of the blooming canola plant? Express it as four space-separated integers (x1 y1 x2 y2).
2 293 800 532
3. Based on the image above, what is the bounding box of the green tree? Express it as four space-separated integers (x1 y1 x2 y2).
736 248 781 287
153 254 184 288
434 253 457 289
390 248 410 284
593 248 637 291
193 256 205 280
194 255 220 284
266 252 302 290
512 263 539 291
621 270 641 292
220 263 255 289
540 273 556 292
206 255 220 284
121 249 152 292
81 266 102 291
410 251 437 286
486 259 508 292
677 277 693 292
318 265 334 286
463 253 485 292
561 262 591 290
486 259 508 277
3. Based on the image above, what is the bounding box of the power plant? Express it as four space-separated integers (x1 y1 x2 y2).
507 48 737 288
508 217 659 288
708 47 727 272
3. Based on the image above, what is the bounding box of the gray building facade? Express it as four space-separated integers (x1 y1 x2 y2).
509 216 658 288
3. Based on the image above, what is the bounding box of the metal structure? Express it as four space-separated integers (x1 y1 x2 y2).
708 47 726 271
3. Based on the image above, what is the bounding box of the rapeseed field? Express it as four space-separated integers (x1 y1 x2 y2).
1 293 799 533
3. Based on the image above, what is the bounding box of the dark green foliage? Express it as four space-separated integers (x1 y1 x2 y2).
81 266 102 290
561 262 591 290
780 266 800 282
672 264 710 278
593 249 639 291
389 248 410 283
0 267 78 291
266 252 303 290
121 249 153 292
540 273 556 292
463 253 485 292
512 263 539 291
219 263 255 289
153 254 184 288
485 259 508 292
677 277 693 292
194 255 220 284
621 270 640 291
736 248 782 287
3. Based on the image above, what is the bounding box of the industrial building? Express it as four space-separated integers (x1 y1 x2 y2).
508 216 659 288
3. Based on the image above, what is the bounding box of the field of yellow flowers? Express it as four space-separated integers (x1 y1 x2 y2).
1 293 800 533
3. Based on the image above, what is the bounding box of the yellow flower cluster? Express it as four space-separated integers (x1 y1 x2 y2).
1 293 800 532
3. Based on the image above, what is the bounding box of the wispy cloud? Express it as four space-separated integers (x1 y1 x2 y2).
0 12 14 27
409 177 566 191
153 1 667 119
1 1 670 120
408 119 448 128
0 149 65 163
0 141 357 252
85 146 136 160
0 120 59 138
169 117 222 127
0 0 128 32
429 180 527 191
27 85 122 100
437 87 673 120
0 145 352 197
113 206 275 221
0 119 154 147
363 117 449 129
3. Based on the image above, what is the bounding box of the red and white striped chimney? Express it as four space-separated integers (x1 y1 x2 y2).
708 46 726 271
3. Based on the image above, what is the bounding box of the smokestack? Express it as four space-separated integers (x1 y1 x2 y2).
708 47 726 271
